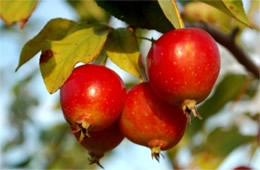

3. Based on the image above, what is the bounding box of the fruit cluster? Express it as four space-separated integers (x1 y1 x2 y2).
60 28 220 166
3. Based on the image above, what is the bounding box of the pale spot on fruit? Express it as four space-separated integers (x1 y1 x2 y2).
89 88 96 96
170 77 174 81
160 52 164 56
173 61 176 65
175 46 183 59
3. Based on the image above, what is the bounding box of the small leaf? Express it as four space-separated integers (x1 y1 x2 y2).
16 18 77 71
199 0 252 28
158 0 184 29
0 0 39 28
40 24 109 94
105 28 141 78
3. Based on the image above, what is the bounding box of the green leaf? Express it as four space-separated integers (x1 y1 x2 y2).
40 24 109 94
0 0 39 28
199 0 252 28
188 73 248 134
158 0 184 29
16 18 77 71
105 28 141 78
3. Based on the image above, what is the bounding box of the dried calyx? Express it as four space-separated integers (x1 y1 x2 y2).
182 99 202 124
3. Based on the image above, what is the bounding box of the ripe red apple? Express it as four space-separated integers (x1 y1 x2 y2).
147 28 220 121
60 64 126 141
119 82 187 161
72 121 124 168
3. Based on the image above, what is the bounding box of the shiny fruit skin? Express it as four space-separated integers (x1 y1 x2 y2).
60 64 126 133
119 82 187 159
147 28 220 105
72 122 124 167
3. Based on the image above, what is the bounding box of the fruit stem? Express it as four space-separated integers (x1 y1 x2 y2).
182 99 202 124
151 146 164 162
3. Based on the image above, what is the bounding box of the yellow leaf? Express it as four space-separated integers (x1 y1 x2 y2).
199 0 252 28
0 0 39 28
16 18 77 71
40 24 109 94
158 0 184 29
105 28 141 78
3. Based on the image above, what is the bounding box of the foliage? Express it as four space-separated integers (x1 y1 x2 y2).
1 0 259 169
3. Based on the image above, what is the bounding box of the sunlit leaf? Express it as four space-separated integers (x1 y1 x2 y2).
199 0 252 28
158 0 184 29
0 0 38 28
40 24 109 94
183 2 245 34
105 28 141 78
16 18 77 71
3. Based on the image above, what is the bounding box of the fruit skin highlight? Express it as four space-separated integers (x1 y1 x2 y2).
60 64 126 141
119 82 187 161
147 28 220 121
72 121 124 168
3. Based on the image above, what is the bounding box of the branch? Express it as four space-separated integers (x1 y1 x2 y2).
185 22 260 79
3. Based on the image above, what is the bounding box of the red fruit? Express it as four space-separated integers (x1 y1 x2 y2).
72 122 124 168
60 64 126 141
119 82 187 161
147 28 220 121
234 166 251 170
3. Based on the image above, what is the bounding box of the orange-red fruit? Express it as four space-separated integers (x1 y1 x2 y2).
72 122 124 167
119 82 187 160
60 64 126 140
147 28 220 121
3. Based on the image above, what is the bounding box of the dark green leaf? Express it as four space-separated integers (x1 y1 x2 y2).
96 1 173 33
